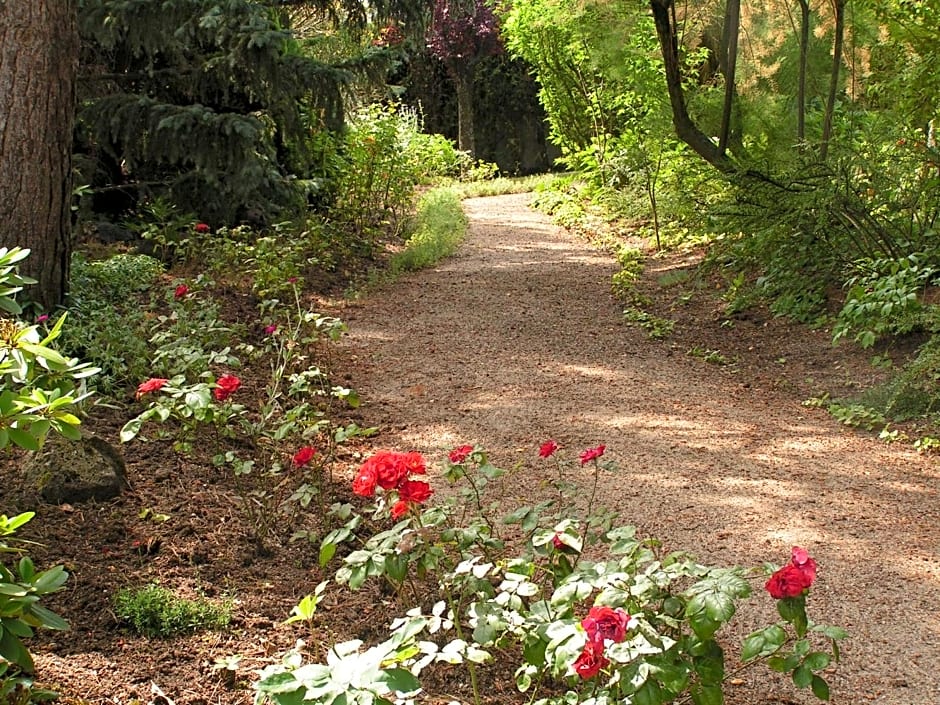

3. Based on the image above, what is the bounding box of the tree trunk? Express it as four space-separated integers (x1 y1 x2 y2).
819 0 845 162
451 61 477 157
717 0 740 156
796 0 810 144
649 0 735 173
0 1 78 311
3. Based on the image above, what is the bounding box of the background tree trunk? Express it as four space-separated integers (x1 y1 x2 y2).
451 62 477 157
819 0 845 162
0 1 79 310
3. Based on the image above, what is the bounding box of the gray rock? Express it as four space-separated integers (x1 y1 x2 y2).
26 435 129 504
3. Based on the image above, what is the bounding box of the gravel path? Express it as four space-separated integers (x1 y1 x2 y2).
338 192 940 704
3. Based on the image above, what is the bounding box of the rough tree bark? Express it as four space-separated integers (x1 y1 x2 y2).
0 1 79 310
819 0 845 161
649 0 735 173
796 0 810 144
450 61 477 157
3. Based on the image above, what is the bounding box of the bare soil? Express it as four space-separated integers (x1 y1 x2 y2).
7 193 940 704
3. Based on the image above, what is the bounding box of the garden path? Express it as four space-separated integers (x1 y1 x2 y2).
338 192 940 705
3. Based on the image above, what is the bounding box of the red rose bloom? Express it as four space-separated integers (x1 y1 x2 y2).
790 546 818 585
214 374 241 401
174 284 189 299
579 444 606 465
398 479 432 504
552 533 565 550
352 466 378 497
390 499 412 519
539 439 559 458
194 223 210 233
573 641 609 679
401 451 427 475
292 446 316 467
136 377 169 400
582 606 631 646
765 564 812 599
449 444 474 463
355 451 408 491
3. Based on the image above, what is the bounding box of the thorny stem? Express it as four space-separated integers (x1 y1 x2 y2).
579 459 601 549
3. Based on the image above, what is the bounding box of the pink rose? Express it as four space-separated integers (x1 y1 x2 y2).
790 546 818 585
579 444 606 465
449 445 474 463
539 439 559 458
136 377 169 400
582 606 631 646
573 641 609 679
214 374 241 401
765 564 812 599
292 446 316 467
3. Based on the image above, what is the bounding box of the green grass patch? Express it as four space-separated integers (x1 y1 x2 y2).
450 173 557 199
114 583 232 638
388 187 468 275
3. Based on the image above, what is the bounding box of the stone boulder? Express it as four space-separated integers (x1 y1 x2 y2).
26 435 129 504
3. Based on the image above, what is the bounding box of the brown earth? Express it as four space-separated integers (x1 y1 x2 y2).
7 192 940 704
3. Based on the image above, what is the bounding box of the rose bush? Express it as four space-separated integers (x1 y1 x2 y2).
260 444 847 705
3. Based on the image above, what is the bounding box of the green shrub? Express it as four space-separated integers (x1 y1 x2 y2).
58 253 162 393
113 583 231 638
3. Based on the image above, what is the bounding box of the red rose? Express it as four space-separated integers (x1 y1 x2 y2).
136 377 169 400
579 444 606 465
539 440 559 458
552 533 565 550
398 479 432 504
401 451 427 476
790 546 817 585
292 446 316 467
352 466 378 497
765 564 812 599
449 444 474 463
264 323 277 335
390 499 412 519
194 223 210 233
573 641 609 679
582 606 631 646
372 452 409 490
214 374 241 401
174 284 189 299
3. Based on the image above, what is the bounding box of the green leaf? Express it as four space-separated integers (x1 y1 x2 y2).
7 427 39 451
811 674 830 701
0 628 33 672
767 653 801 673
319 541 337 567
690 683 723 705
792 664 813 688
740 624 787 661
803 651 831 671
377 667 420 694
26 604 68 631
33 566 68 594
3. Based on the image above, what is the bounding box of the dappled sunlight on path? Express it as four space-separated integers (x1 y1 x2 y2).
339 192 940 704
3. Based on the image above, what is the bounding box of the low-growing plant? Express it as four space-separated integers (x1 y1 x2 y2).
0 513 70 676
256 443 846 705
386 189 468 276
148 278 241 378
833 255 934 348
113 583 231 638
623 307 675 339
